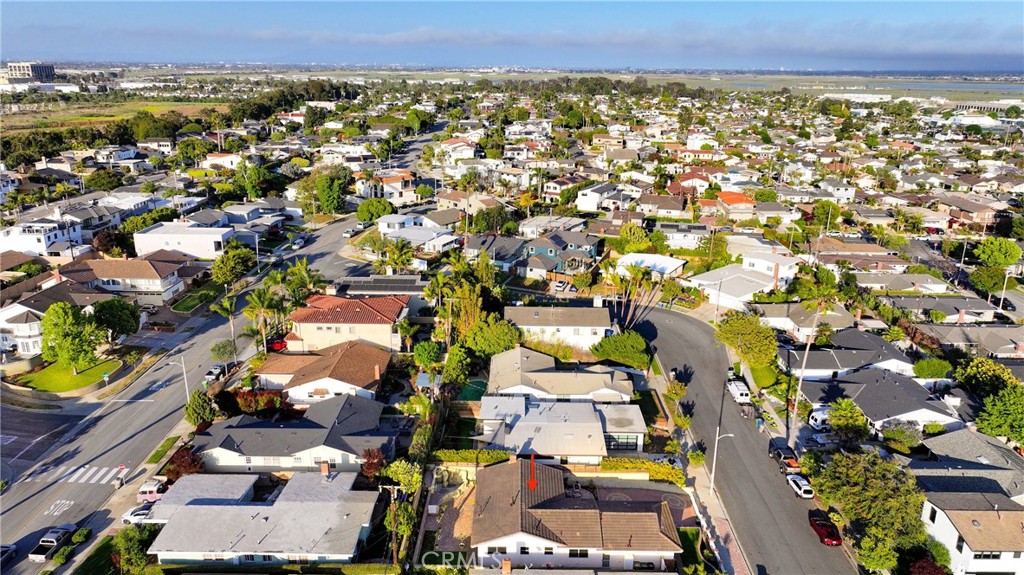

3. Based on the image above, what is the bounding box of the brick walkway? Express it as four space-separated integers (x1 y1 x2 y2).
432 484 475 552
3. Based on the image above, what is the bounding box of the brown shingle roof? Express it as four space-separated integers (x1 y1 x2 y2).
289 294 409 325
258 341 391 391
63 259 181 281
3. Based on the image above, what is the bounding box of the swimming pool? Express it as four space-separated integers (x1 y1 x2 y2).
457 378 487 401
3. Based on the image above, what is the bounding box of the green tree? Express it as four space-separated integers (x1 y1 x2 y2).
243 286 280 354
210 339 237 363
976 383 1024 442
466 313 521 359
175 137 215 166
184 389 217 427
974 236 1023 267
572 271 594 293
754 189 778 202
828 398 870 447
112 523 159 575
91 298 140 343
415 183 434 199
812 201 841 228
857 532 899 572
472 206 514 234
209 296 238 364
714 312 778 368
882 326 906 342
414 340 443 372
970 265 1010 300
954 357 1020 397
40 302 101 374
356 197 397 222
927 309 947 323
84 168 122 191
814 322 834 346
913 357 951 379
381 459 423 494
591 330 651 370
385 501 416 564
211 246 257 285
881 420 923 452
441 344 471 388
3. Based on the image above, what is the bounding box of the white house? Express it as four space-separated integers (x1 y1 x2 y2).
920 492 1024 575
134 222 236 260
503 306 615 350
0 280 114 358
0 218 85 257
471 459 682 571
356 168 418 206
741 253 801 289
376 214 419 236
487 347 634 403
256 341 391 405
200 153 245 171
615 253 687 280
655 222 710 250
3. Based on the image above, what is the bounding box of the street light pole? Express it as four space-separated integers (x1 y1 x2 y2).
709 428 735 494
1000 269 1012 310
169 356 190 402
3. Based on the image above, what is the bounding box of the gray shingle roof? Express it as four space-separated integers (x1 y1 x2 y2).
779 330 910 372
801 369 951 423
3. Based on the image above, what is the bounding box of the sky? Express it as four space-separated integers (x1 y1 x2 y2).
2 1 1023 72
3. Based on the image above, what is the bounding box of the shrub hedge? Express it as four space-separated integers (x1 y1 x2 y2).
432 449 510 465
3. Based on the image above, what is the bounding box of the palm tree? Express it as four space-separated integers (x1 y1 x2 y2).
209 295 239 364
385 239 414 275
287 257 325 300
424 273 450 308
396 319 419 352
788 281 841 449
243 286 278 354
518 190 537 217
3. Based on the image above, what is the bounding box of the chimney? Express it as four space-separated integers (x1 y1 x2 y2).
501 559 513 575
875 261 883 270
957 309 966 324
54 268 63 284
855 308 862 321
772 263 780 290
320 461 330 476
508 454 518 464
373 364 381 381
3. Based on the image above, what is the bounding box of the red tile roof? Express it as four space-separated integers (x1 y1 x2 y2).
717 191 755 206
289 294 409 325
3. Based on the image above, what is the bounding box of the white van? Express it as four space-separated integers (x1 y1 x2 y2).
808 409 832 431
727 380 752 405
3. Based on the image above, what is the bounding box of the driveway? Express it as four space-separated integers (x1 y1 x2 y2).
634 308 857 575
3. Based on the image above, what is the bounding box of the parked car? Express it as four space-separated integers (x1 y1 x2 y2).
1 545 16 567
727 379 752 405
204 364 226 383
554 280 568 292
786 474 815 499
569 285 578 293
121 502 154 525
136 479 167 503
139 304 158 314
999 299 1016 312
808 511 842 546
28 525 74 563
266 339 287 352
342 229 355 238
769 438 803 474
292 239 305 250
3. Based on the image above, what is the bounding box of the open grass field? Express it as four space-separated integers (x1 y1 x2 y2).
20 358 123 393
4 101 229 132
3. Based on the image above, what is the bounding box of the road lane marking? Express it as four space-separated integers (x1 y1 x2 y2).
44 466 68 482
0 434 17 445
76 467 100 483
97 467 120 484
65 466 87 483
44 500 74 516
86 467 111 483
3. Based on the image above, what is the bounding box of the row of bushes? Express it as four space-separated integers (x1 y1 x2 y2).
49 528 92 567
600 457 687 490
432 449 510 465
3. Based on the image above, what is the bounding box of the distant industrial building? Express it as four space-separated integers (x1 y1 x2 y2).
6 61 56 82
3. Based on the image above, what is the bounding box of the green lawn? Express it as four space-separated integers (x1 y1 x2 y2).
146 435 181 464
650 355 664 376
678 527 702 568
171 283 223 313
750 365 777 389
21 359 123 393
73 535 114 575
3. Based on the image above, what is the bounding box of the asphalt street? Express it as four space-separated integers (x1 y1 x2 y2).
636 308 857 575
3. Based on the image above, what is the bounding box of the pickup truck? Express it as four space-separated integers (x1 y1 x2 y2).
768 438 803 474
28 524 75 563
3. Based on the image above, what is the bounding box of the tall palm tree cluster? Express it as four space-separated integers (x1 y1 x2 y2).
361 234 416 276
598 259 665 330
239 258 326 354
423 251 501 345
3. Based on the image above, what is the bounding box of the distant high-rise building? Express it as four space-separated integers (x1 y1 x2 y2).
7 62 56 82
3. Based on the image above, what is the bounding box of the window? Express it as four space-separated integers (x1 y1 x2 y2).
486 547 507 555
349 326 357 334
262 555 274 562
569 549 588 558
973 551 1000 560
244 457 252 464
602 554 610 568
591 329 599 336
243 555 255 562
1014 552 1022 559
632 561 656 570
928 507 937 523
287 555 311 565
606 434 639 451
573 328 581 336
543 548 553 555
956 536 965 553
520 547 529 555
329 457 337 469
293 457 302 465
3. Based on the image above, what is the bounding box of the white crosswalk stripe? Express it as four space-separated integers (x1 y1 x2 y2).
97 467 120 484
21 465 121 484
77 467 100 483
66 467 88 483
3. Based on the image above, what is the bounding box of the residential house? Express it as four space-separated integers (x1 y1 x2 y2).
357 169 418 206
134 222 235 260
186 209 229 228
422 208 463 231
937 195 997 230
575 183 631 213
881 296 996 324
488 347 634 403
655 222 710 250
740 253 800 289
436 191 502 216
326 275 430 318
148 472 382 566
471 459 682 570
756 303 857 344
193 394 396 473
504 306 615 350
438 138 478 164
802 369 962 433
636 194 687 218
519 216 586 240
911 324 1024 359
805 237 896 258
376 214 419 236
61 259 185 306
818 178 857 204
853 273 950 294
0 217 85 258
778 329 914 381
716 192 756 221
200 152 244 171
615 253 687 280
473 398 646 464
522 231 599 281
285 294 409 352
256 341 391 405
542 174 589 202
755 202 800 225
464 235 527 272
909 429 1024 504
684 264 777 312
818 254 912 274
0 280 113 357
918 492 1024 575
221 203 261 224
59 205 123 242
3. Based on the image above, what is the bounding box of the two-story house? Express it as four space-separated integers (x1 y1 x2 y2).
504 306 615 350
920 492 1024 575
716 192 756 221
285 294 409 352
655 222 710 250
522 231 600 281
59 205 123 242
464 235 527 272
61 259 186 306
133 221 236 260
0 280 114 358
0 218 85 257
542 174 588 202
356 169 418 207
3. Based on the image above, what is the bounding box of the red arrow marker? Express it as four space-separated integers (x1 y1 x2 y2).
527 453 538 491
